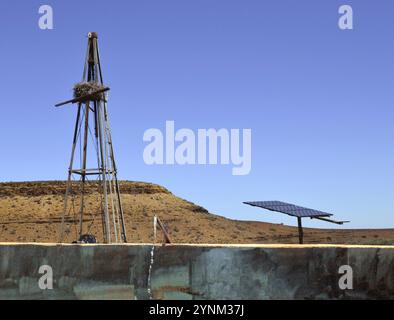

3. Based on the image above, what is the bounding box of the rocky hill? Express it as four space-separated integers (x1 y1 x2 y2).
0 181 393 245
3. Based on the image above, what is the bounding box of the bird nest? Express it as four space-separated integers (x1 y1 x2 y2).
73 82 106 102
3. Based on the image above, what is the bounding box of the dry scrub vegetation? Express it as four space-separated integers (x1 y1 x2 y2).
0 181 393 245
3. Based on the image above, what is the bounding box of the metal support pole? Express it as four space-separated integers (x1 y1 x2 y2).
78 103 90 238
103 100 127 243
59 104 82 243
97 102 111 243
297 217 304 244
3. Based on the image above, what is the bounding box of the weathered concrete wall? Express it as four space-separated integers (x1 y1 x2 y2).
0 243 393 299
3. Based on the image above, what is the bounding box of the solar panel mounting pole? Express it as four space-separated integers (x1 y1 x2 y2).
297 217 303 244
57 32 127 244
243 201 349 245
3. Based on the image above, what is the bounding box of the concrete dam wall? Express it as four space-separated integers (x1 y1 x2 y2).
0 243 393 299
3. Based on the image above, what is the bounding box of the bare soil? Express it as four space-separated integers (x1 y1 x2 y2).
0 181 393 245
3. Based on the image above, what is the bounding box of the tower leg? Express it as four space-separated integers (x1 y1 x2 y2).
97 102 111 243
103 102 127 243
93 101 107 242
60 104 82 243
78 103 90 238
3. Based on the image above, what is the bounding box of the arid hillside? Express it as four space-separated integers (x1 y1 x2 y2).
0 181 393 245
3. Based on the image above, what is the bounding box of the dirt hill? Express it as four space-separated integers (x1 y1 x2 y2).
0 181 393 245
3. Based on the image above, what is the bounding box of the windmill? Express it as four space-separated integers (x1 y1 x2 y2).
56 32 127 244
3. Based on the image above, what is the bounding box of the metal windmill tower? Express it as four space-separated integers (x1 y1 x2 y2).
56 32 127 244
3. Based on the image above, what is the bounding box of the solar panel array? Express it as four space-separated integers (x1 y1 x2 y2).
243 201 332 218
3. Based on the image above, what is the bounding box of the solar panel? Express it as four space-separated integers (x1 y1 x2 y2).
243 201 332 218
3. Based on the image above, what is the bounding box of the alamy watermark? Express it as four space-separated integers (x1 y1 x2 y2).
38 264 53 290
338 5 353 30
38 5 53 30
338 265 353 290
143 121 252 175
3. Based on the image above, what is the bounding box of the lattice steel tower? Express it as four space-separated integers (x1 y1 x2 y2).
57 32 127 244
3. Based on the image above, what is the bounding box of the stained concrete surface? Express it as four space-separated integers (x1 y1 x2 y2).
0 243 393 299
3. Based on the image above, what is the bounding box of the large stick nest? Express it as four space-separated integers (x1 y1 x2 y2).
73 82 106 102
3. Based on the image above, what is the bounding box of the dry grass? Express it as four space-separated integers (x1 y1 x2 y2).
0 181 393 245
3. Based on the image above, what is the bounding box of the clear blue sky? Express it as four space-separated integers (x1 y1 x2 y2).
0 0 393 229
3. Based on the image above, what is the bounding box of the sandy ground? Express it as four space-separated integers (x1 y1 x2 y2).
0 181 393 245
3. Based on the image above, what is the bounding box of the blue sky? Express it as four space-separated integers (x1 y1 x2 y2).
0 0 393 228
